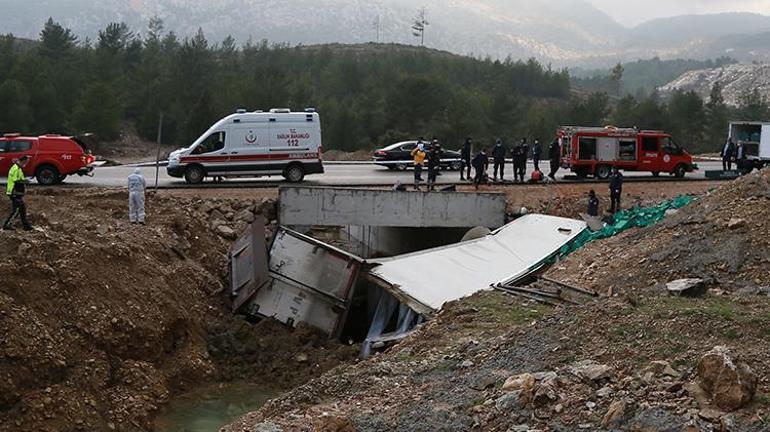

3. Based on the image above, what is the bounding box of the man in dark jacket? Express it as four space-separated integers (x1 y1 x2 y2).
531 138 542 172
548 139 561 180
460 137 472 181
513 138 528 183
609 168 624 214
472 148 489 190
721 138 736 171
587 189 599 217
427 144 442 191
492 139 507 182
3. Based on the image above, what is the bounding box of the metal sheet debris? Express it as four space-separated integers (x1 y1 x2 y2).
368 214 588 316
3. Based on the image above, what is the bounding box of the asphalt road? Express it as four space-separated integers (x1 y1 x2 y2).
2 161 725 189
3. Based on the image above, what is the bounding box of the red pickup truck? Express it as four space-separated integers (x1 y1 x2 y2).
0 134 95 185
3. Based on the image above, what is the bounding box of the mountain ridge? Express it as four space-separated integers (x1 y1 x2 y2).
3 1 770 66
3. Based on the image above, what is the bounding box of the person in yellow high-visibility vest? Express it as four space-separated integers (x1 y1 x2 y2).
3 155 32 231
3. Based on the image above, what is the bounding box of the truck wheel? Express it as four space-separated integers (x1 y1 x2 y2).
673 164 686 179
651 171 660 178
284 164 305 183
36 165 60 186
184 166 205 184
595 165 611 180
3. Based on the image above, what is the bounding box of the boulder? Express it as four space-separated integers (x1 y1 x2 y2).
257 198 278 221
495 390 525 411
533 381 558 407
666 278 707 298
697 346 757 411
570 360 614 382
235 209 256 224
727 218 746 229
601 399 627 428
216 225 237 240
644 360 679 378
502 373 536 393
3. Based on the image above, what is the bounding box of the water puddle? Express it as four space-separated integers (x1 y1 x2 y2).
153 382 278 432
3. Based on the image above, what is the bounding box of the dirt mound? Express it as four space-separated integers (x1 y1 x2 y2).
549 170 770 294
226 291 770 432
0 189 354 432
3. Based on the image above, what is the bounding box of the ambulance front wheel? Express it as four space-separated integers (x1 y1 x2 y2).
673 164 686 179
284 164 305 183
184 165 205 185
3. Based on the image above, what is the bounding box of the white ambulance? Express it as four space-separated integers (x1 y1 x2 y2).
167 108 324 184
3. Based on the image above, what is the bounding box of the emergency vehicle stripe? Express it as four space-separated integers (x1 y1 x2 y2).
180 153 319 163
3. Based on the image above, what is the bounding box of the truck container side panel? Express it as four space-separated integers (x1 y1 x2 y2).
761 125 770 159
248 277 339 335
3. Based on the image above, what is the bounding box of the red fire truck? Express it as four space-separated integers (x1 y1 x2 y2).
558 126 697 179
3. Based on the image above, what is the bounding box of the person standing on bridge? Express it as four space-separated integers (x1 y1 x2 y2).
531 138 542 172
472 147 489 190
411 141 427 191
513 138 528 183
721 138 736 171
548 138 561 180
127 168 147 225
3 156 33 231
609 167 623 214
460 137 472 181
492 139 507 182
427 143 442 191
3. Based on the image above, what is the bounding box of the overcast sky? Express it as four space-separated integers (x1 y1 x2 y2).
588 0 770 26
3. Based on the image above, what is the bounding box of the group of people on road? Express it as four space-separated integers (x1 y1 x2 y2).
721 138 748 172
457 137 563 190
2 156 148 231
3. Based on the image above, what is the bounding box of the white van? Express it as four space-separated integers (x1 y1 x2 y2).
167 108 324 184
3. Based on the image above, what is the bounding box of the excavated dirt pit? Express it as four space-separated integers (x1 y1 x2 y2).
0 181 721 432
0 188 356 432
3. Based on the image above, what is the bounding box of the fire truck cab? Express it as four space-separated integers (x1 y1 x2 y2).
558 126 697 179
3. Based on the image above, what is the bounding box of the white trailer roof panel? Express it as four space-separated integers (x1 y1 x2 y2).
368 214 587 315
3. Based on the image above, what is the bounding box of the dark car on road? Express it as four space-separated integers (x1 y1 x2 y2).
372 141 463 171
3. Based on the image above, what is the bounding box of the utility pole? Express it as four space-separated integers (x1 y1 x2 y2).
154 112 163 190
412 7 429 46
373 14 381 43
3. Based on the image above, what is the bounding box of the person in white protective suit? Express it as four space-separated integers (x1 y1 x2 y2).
127 168 147 224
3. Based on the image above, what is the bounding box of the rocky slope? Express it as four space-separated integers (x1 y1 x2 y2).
659 63 770 106
225 171 770 431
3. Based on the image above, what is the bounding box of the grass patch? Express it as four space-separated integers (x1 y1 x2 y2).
468 293 549 326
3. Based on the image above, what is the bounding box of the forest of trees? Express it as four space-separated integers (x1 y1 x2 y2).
0 18 768 154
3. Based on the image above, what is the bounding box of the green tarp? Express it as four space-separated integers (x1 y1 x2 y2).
552 195 695 261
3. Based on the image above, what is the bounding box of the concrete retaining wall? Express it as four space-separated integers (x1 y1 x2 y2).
280 187 507 228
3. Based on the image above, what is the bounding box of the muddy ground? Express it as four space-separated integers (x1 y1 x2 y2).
0 179 730 432
0 189 356 432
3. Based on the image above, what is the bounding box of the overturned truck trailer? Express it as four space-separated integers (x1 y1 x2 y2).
230 214 587 353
